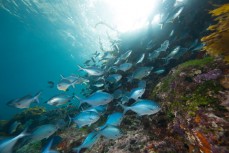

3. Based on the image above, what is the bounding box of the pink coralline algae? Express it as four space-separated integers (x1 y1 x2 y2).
193 69 222 83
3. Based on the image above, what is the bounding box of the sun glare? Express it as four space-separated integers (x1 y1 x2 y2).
104 0 160 32
152 14 161 24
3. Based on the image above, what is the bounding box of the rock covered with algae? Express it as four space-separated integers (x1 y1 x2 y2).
6 57 228 153
80 57 229 153
147 57 229 153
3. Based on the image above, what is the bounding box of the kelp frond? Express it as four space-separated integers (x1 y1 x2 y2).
201 3 229 63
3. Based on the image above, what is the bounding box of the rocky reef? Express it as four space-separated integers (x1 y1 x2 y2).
148 57 229 153
13 56 225 153
81 57 228 153
3 56 228 153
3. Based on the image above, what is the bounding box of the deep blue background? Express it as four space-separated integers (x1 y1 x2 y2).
0 9 84 120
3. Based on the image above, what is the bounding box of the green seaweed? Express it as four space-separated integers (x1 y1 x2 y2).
15 106 46 120
178 57 214 69
154 58 222 117
181 80 222 115
151 57 215 96
16 141 42 153
166 111 175 121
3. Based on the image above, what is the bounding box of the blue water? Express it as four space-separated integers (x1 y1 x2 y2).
0 8 85 120
0 0 222 120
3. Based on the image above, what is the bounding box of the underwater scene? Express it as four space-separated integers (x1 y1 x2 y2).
0 0 229 152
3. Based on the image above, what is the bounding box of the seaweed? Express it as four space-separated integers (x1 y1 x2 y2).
201 4 229 63
151 57 214 96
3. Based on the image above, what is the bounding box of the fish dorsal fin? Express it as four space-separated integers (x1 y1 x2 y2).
19 95 32 101
60 74 65 79
131 99 144 106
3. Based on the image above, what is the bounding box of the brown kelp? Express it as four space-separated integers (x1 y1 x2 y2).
201 4 229 62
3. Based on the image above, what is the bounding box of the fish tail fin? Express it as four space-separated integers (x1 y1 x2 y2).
74 96 83 107
60 74 65 79
72 147 81 153
43 139 53 152
82 82 88 85
71 81 76 88
121 96 129 105
77 65 84 71
111 66 118 72
71 78 80 88
127 76 133 83
34 91 42 103
118 103 129 115
18 127 30 138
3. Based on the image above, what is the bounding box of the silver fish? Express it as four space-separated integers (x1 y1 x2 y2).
154 69 165 75
7 92 41 109
166 46 181 59
148 51 160 61
76 91 113 107
120 99 161 116
60 74 78 82
98 125 122 140
83 105 107 115
120 50 132 60
46 94 73 106
94 82 104 88
109 66 118 72
192 43 205 51
102 52 114 59
74 77 90 85
77 65 104 76
136 53 145 64
169 47 188 60
188 39 198 50
106 74 122 83
9 121 21 134
128 87 145 100
146 40 156 50
31 124 58 142
113 89 124 99
42 139 59 153
57 78 77 91
169 30 174 37
71 111 100 128
171 6 184 21
0 129 29 153
114 58 121 65
160 40 170 51
160 5 184 28
138 80 146 88
119 63 132 72
98 112 123 130
129 67 153 81
121 96 129 104
72 131 100 153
